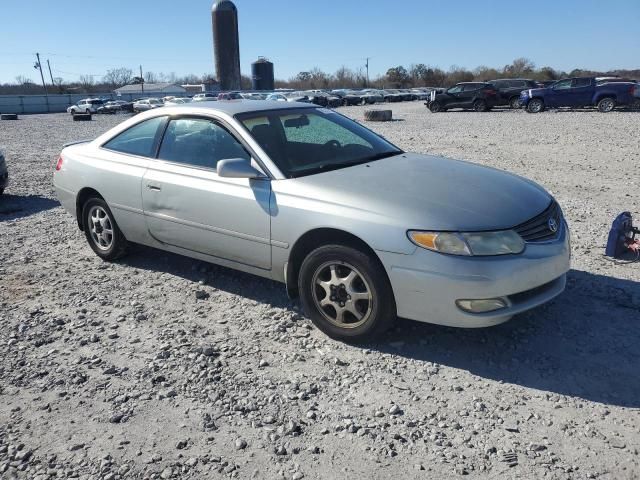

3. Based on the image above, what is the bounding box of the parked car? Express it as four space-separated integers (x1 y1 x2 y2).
331 90 362 106
53 100 570 341
133 98 163 113
520 77 640 113
0 149 8 195
97 100 134 114
358 90 384 104
164 98 192 105
427 82 498 112
488 78 539 109
380 90 403 102
67 98 105 115
218 92 243 100
266 92 309 103
192 93 218 102
409 88 433 101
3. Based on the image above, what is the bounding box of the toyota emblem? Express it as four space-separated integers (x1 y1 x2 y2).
548 218 558 233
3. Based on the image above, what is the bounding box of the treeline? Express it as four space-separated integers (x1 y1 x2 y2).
1 59 638 94
280 58 640 90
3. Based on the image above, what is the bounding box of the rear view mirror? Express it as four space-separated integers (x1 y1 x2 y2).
217 158 265 179
284 115 310 128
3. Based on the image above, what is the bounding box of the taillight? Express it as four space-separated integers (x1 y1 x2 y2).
55 156 63 171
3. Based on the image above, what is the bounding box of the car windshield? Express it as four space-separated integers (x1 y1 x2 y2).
236 107 402 178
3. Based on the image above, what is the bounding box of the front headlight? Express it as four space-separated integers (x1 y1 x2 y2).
408 230 525 256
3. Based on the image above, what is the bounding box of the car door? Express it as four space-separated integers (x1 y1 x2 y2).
546 79 573 107
569 78 594 106
141 115 272 270
443 85 464 107
459 84 481 107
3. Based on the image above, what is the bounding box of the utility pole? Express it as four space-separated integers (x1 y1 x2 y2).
140 65 144 95
365 57 370 88
34 52 48 96
46 59 55 88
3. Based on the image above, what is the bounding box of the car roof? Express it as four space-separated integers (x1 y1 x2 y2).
168 99 315 115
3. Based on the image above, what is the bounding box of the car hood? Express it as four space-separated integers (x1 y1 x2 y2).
281 153 551 231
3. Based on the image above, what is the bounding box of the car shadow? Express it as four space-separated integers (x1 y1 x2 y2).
116 247 640 408
369 269 640 408
117 244 296 310
0 194 60 221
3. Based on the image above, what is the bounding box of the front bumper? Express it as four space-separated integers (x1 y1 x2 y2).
378 222 571 327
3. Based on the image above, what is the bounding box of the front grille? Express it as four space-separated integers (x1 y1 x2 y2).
514 200 563 243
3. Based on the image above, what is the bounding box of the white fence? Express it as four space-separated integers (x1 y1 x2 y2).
0 92 186 114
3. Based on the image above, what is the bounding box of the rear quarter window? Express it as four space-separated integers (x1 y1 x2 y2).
103 116 167 158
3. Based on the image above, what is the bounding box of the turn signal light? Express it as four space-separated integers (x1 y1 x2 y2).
55 156 63 171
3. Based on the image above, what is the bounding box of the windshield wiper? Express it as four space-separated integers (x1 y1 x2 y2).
293 151 402 177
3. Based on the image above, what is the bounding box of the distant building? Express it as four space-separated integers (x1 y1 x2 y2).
182 81 221 94
114 83 187 95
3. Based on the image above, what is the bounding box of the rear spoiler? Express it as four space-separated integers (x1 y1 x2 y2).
63 139 93 148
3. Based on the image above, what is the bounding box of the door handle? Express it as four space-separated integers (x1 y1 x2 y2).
146 184 161 191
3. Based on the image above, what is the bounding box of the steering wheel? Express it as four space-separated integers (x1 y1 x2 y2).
323 140 341 151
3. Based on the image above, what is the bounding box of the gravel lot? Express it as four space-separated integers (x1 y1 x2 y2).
1 104 639 480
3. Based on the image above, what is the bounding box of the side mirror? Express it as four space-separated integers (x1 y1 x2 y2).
217 158 265 179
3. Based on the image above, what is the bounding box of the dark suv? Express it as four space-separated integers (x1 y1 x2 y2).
488 78 539 108
427 82 498 112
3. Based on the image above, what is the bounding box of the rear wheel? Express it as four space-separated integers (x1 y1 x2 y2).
473 99 488 112
429 101 443 113
526 98 544 113
82 197 128 261
509 96 521 109
298 244 396 342
597 97 615 113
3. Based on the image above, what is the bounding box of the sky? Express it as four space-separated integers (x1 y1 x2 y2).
1 0 639 84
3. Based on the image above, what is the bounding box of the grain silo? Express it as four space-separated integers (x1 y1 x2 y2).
251 57 274 91
211 0 241 91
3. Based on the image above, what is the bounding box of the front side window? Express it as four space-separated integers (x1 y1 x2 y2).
237 108 402 178
553 79 572 90
103 116 166 157
157 118 249 170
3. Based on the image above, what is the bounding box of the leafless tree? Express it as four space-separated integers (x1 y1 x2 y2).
103 68 133 88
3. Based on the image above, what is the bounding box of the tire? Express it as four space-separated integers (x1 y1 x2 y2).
632 99 640 112
364 110 392 122
526 98 544 113
509 96 521 109
597 97 615 113
473 99 488 112
82 197 128 261
85 109 90 114
429 101 443 113
298 244 396 342
0 188 4 195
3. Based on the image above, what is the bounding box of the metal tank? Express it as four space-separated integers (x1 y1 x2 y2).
211 0 241 91
251 57 274 91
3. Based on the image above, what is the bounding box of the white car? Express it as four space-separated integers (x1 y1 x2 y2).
192 93 218 102
67 99 104 115
164 98 192 106
133 98 163 112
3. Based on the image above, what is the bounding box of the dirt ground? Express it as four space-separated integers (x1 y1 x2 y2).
1 103 639 479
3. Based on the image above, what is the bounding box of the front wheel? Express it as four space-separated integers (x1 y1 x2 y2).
82 197 128 261
526 98 544 113
429 101 443 113
597 97 615 113
298 245 396 342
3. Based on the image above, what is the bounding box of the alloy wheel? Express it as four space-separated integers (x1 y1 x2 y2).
311 262 373 328
88 206 114 251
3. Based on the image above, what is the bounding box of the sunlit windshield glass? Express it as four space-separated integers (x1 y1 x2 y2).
236 108 402 178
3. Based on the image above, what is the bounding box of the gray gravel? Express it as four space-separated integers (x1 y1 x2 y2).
1 104 639 479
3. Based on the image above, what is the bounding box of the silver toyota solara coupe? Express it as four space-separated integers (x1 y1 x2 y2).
53 100 570 341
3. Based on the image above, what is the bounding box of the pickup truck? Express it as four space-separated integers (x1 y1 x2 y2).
520 77 639 113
